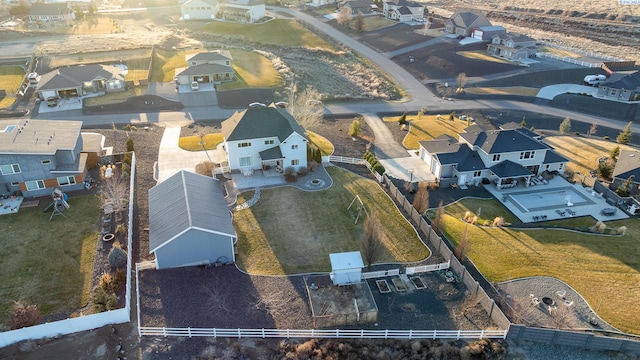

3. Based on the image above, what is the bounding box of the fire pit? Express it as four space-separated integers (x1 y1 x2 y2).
542 297 555 306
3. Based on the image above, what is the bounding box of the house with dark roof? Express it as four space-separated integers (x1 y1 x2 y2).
418 124 567 188
221 104 308 174
597 71 640 102
383 0 424 22
175 50 235 86
487 32 537 61
36 64 125 101
340 0 374 15
611 150 640 198
149 170 236 270
28 3 74 23
445 10 492 37
0 119 93 198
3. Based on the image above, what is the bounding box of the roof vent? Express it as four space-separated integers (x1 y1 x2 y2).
630 153 636 157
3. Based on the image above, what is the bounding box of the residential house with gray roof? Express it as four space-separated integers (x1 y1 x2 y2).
445 10 492 37
340 0 374 15
0 119 92 198
221 103 307 174
597 71 640 102
487 32 537 61
180 0 218 20
149 170 236 269
611 150 640 198
218 0 266 23
175 50 235 86
28 3 74 23
418 125 567 188
36 64 125 102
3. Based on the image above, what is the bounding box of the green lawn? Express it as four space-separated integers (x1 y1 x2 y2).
203 19 334 50
384 114 472 149
124 57 151 83
217 49 283 90
149 48 192 82
234 167 429 274
84 87 147 106
0 195 100 321
0 96 16 108
0 66 26 93
179 133 223 151
432 198 640 334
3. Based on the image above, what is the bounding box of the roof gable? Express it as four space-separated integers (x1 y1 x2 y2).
460 128 547 154
187 50 232 63
603 71 640 90
149 170 235 253
221 104 306 142
37 64 123 91
0 119 81 154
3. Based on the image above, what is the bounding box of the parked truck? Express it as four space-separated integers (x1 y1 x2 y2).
584 74 607 86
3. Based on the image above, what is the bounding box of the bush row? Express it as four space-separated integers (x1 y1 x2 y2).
363 150 385 175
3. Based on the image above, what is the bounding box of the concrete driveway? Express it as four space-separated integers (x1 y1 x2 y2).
537 84 598 100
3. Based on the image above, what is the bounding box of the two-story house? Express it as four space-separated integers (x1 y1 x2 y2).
418 124 567 188
180 0 218 20
340 0 374 15
0 119 90 198
487 33 537 61
221 104 308 174
383 0 424 22
175 50 235 86
217 0 266 23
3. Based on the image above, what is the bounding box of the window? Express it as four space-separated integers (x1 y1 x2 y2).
11 182 19 186
291 144 298 150
473 171 481 177
610 89 617 96
58 176 76 186
238 142 251 148
239 156 252 167
265 140 274 145
519 151 535 160
0 163 20 175
25 180 45 191
559 163 564 170
41 159 51 165
291 159 299 166
492 154 501 162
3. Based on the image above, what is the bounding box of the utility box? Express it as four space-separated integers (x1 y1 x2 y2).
329 251 364 286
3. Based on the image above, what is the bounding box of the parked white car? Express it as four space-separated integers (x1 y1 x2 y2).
191 81 199 91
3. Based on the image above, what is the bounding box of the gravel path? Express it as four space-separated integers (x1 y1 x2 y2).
497 276 618 332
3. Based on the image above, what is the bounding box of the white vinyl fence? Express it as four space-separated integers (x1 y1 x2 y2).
406 260 451 275
138 327 507 340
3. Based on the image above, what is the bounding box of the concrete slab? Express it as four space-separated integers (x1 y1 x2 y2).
483 176 629 223
378 156 436 183
536 84 597 100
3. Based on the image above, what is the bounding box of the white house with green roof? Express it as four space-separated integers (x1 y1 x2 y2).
221 104 308 174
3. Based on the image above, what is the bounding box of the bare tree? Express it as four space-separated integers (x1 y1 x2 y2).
456 72 468 94
361 214 384 270
100 164 128 221
287 83 324 129
354 11 365 32
454 224 470 262
412 182 430 214
201 280 232 315
432 200 444 234
337 6 351 27
588 122 598 137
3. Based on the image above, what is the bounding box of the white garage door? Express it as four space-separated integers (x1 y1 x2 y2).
41 90 56 99
473 30 483 40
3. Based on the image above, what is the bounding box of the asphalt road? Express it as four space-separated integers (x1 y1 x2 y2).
25 7 639 135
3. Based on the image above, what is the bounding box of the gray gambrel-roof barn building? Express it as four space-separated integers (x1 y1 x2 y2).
149 170 236 270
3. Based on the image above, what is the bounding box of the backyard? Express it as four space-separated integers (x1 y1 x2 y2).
431 197 640 334
0 66 25 93
234 166 429 274
0 195 100 323
544 136 636 186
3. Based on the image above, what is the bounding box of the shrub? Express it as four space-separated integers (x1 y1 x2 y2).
122 124 137 131
108 241 127 269
398 112 407 125
126 138 134 152
616 226 627 235
195 161 214 177
348 119 362 137
122 153 132 166
597 161 612 179
121 162 130 176
464 211 472 222
92 287 118 312
603 135 611 141
99 272 117 293
297 166 308 176
6 301 40 330
114 268 126 289
116 223 126 236
284 166 297 182
471 216 478 225
373 163 385 175
492 216 505 227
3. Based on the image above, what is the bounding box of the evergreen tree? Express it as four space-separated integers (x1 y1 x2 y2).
616 121 633 144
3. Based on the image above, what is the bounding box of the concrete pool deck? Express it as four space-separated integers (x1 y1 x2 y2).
483 176 629 223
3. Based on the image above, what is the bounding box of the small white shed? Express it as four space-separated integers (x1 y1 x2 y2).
329 251 364 286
